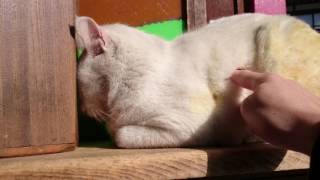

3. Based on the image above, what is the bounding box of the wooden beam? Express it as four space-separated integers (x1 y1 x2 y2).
0 143 309 179
206 0 235 21
187 0 207 31
188 0 245 30
236 0 245 14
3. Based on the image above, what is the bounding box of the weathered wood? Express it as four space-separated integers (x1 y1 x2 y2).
252 0 287 14
206 0 235 21
187 0 207 31
0 0 77 156
0 143 309 179
188 0 245 30
0 144 75 158
236 0 245 14
78 0 184 26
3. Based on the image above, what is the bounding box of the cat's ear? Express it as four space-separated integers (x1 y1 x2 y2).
75 16 107 56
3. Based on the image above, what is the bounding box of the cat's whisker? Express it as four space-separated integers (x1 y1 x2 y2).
97 109 114 121
92 109 104 122
91 110 99 120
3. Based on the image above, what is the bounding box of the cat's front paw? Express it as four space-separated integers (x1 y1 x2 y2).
115 125 183 148
114 126 138 148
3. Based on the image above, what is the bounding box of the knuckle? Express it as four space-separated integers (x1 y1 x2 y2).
263 73 279 82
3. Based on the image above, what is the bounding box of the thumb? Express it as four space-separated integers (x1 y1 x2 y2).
230 69 266 91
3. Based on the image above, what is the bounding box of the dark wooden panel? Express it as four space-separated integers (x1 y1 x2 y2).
287 0 320 5
187 0 245 30
206 0 235 21
0 0 77 153
78 0 184 26
236 0 245 13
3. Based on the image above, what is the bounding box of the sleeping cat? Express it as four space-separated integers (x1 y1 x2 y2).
75 13 320 148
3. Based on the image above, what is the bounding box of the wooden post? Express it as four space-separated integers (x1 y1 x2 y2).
252 0 287 14
187 0 207 31
236 0 245 14
188 0 245 31
206 0 236 22
0 0 77 157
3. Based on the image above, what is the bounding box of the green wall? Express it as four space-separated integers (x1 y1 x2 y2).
138 19 186 40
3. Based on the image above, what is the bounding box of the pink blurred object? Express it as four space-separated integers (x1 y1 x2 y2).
253 0 287 15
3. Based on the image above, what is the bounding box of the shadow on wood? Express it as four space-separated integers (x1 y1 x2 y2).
0 143 309 179
205 143 287 177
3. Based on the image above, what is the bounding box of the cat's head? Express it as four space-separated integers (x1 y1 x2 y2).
75 16 113 120
75 16 157 120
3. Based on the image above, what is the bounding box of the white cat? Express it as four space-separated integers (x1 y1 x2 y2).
75 13 320 148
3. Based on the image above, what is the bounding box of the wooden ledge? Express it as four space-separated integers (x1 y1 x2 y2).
0 143 309 179
0 144 75 158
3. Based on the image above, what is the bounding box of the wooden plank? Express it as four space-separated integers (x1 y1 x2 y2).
0 143 309 179
187 0 207 31
0 144 75 158
0 0 31 147
78 0 183 26
252 0 287 14
237 0 245 13
0 0 77 154
188 0 245 30
206 0 235 21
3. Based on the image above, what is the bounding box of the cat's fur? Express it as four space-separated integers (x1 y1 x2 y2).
75 14 320 148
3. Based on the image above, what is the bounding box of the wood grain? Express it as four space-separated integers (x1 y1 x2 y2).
78 0 184 26
206 0 235 21
236 0 245 14
187 0 246 31
0 144 75 158
187 0 207 31
0 0 77 155
0 143 309 179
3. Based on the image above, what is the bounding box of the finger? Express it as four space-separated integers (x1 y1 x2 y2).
230 69 265 90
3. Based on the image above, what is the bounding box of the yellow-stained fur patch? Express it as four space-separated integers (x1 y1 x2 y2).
257 18 320 96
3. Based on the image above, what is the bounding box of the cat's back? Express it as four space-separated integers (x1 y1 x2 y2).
170 13 303 69
173 14 302 45
174 14 266 43
253 14 320 96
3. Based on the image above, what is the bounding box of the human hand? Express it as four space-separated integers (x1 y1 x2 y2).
231 69 320 155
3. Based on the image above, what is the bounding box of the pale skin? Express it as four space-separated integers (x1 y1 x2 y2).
230 69 320 155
